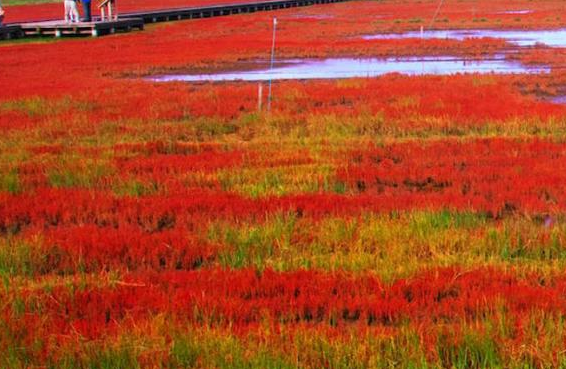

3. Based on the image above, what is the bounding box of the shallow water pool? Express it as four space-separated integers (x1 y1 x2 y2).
363 28 566 47
149 56 548 83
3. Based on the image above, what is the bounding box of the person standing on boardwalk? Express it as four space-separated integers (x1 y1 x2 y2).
82 0 92 22
64 0 80 23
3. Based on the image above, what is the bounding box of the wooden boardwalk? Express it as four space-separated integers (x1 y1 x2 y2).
19 18 143 37
2 0 349 39
123 0 349 24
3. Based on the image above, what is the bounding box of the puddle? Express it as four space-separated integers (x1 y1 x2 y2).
497 10 532 15
550 96 566 105
285 14 334 20
150 57 548 83
363 29 566 47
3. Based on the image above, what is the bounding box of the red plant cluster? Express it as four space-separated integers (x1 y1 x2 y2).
0 110 44 132
116 151 249 175
4 134 566 236
3 267 565 340
337 138 566 216
38 225 217 272
113 141 225 156
115 147 313 176
275 75 565 124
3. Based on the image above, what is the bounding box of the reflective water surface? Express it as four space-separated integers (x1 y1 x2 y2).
149 57 548 83
285 14 334 19
362 28 566 47
497 10 533 15
551 96 566 105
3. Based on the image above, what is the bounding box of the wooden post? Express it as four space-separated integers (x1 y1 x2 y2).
257 83 263 111
267 17 277 112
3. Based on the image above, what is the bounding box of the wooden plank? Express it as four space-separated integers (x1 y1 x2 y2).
19 18 143 37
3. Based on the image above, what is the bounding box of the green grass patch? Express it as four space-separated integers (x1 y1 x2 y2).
204 211 566 279
3 0 57 6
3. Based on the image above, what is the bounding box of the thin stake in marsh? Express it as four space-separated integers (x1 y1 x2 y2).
258 83 263 111
267 17 277 112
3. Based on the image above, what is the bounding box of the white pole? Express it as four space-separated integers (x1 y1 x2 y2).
267 17 277 112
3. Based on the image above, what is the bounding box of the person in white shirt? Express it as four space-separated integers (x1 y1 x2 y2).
64 0 80 23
